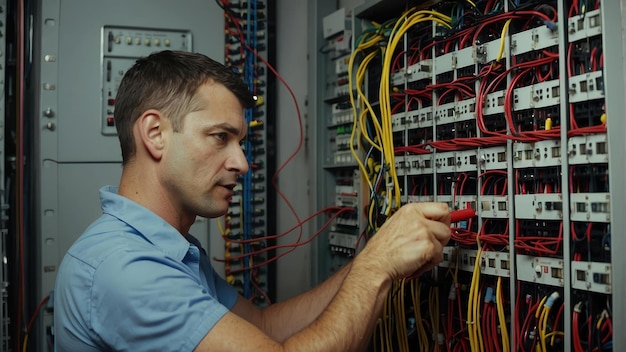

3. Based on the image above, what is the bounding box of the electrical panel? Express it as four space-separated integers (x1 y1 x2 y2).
313 0 623 350
316 8 364 277
101 26 192 135
221 0 276 306
29 1 225 351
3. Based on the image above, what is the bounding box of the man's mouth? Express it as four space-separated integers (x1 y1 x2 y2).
222 184 236 191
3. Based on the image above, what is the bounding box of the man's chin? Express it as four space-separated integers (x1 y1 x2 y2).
197 204 230 219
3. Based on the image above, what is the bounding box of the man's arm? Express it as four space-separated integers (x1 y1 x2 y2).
197 254 390 351
230 261 352 342
195 202 451 352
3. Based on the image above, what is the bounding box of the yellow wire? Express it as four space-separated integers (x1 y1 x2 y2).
596 310 609 329
539 306 551 351
376 9 453 213
429 286 440 351
535 296 548 319
348 8 454 219
395 280 409 352
348 33 387 231
536 307 544 352
496 277 510 352
467 248 482 351
348 48 380 192
381 292 387 351
413 281 429 352
217 215 225 235
22 334 29 352
496 19 513 63
411 281 419 352
385 288 393 351
352 9 455 350
476 289 484 351
534 295 548 352
419 283 429 352
545 331 565 341
348 53 376 175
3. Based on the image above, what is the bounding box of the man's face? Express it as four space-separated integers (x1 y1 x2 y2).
159 82 249 220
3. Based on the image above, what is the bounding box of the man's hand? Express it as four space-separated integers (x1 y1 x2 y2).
358 202 451 280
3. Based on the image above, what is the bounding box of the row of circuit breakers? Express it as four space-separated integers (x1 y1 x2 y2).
319 0 617 351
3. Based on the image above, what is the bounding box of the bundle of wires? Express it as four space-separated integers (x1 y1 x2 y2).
348 7 453 231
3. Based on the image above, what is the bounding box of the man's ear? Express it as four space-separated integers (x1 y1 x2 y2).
136 109 167 160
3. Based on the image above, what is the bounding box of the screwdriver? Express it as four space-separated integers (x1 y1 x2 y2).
449 208 476 223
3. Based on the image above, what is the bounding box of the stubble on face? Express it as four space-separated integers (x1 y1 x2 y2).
159 83 247 223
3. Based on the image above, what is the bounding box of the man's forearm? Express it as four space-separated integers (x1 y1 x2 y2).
282 257 391 351
260 261 352 341
204 203 451 352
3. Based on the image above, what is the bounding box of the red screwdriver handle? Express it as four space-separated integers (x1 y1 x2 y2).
450 208 476 222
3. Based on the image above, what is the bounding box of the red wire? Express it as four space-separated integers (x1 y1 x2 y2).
25 295 51 345
601 317 613 343
246 46 306 238
520 298 540 350
514 282 525 352
573 308 584 352
250 272 271 305
456 283 468 351
483 302 493 352
221 207 350 273
353 228 369 251
391 49 407 73
552 303 565 343
219 207 353 261
587 314 593 346
224 206 349 244
570 0 579 17
225 6 313 272
492 302 502 352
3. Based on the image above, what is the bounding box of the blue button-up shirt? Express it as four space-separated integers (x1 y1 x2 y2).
54 186 239 351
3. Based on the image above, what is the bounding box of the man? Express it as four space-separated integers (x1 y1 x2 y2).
54 50 451 351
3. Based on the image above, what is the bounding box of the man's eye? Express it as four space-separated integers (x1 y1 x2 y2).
215 133 227 142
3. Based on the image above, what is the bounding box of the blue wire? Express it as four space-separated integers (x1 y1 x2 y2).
241 0 257 299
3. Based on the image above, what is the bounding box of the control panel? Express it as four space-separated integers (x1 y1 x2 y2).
101 26 192 135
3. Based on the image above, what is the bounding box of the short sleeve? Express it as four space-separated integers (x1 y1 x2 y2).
91 248 228 351
188 233 240 310
210 265 240 309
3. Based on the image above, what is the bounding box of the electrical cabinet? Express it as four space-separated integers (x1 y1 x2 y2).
311 0 624 350
30 1 224 350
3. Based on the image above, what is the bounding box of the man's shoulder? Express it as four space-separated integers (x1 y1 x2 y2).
66 214 156 269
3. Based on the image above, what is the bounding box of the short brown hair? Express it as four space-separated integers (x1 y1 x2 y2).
114 50 255 164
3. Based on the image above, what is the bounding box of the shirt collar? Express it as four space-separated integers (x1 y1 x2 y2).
99 185 192 261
